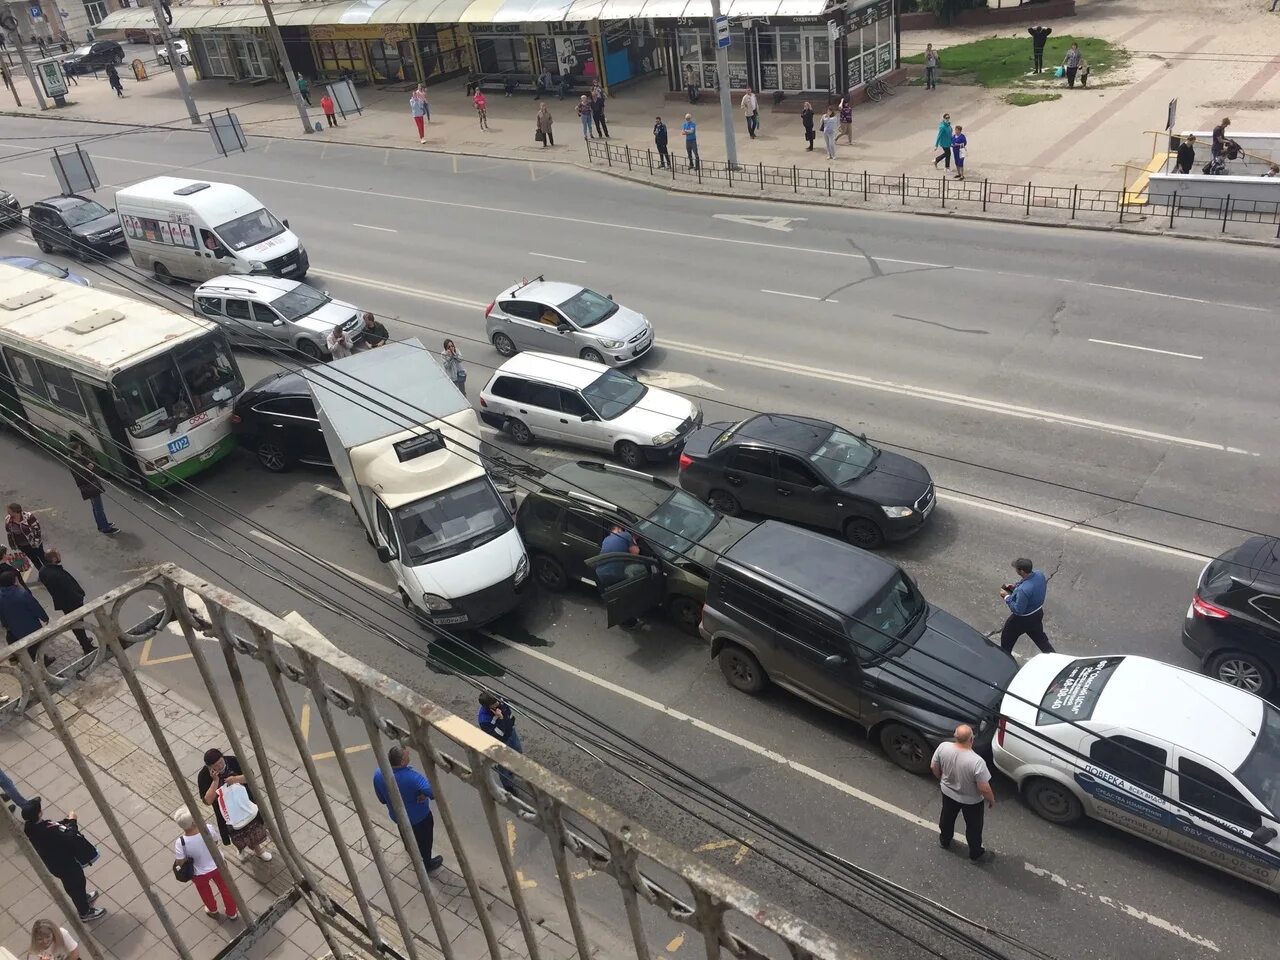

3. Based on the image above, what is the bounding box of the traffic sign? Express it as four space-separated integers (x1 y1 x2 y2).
714 15 731 49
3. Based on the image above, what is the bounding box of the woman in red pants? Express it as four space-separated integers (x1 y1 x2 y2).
173 809 238 920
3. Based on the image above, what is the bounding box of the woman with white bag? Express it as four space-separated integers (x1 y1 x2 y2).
197 748 272 862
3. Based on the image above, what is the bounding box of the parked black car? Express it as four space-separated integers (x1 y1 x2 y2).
1182 536 1280 698
678 414 935 549
699 520 1018 774
0 188 21 228
62 40 125 74
231 372 331 472
28 195 124 256
517 460 756 634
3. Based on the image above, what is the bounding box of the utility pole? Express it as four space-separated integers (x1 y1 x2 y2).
149 0 200 124
709 0 738 170
261 0 312 135
9 28 46 109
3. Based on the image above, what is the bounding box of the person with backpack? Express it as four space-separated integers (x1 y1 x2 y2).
172 808 237 919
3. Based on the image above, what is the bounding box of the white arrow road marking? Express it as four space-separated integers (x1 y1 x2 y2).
713 214 807 232
635 371 724 392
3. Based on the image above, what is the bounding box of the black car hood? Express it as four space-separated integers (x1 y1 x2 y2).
71 213 121 237
841 449 931 506
865 606 1017 722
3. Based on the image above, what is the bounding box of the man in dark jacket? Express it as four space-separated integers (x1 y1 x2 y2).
653 116 670 169
38 549 95 655
1174 134 1196 174
0 569 48 658
23 798 106 920
1028 26 1052 73
68 441 118 535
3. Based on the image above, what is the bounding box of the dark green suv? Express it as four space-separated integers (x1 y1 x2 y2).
517 461 757 634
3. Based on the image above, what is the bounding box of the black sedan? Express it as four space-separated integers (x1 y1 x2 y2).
28 195 124 256
0 188 20 228
678 414 934 549
231 372 331 472
62 40 124 75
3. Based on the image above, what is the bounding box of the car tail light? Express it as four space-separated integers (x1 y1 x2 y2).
484 301 495 318
1191 594 1230 620
678 453 692 470
230 413 241 425
996 717 1006 748
479 397 487 408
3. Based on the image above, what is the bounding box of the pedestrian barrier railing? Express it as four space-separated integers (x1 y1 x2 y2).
585 140 1280 238
1 566 855 960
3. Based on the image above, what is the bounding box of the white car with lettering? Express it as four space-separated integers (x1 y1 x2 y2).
994 653 1280 892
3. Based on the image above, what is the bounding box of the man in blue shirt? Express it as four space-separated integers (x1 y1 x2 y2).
596 524 644 628
682 114 699 170
999 558 1054 654
372 745 443 873
478 692 522 792
0 570 51 664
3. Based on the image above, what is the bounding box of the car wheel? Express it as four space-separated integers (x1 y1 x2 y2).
1207 651 1274 697
706 489 741 516
878 722 931 775
580 348 606 365
666 595 702 636
35 236 53 254
532 553 568 592
718 645 766 694
153 261 173 284
1023 777 1084 825
616 440 643 469
255 438 291 473
507 418 534 445
296 339 323 361
492 332 518 357
843 516 885 550
181 55 190 65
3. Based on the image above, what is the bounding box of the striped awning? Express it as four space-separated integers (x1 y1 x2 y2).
97 0 830 30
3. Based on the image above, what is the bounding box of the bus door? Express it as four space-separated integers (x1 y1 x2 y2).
78 381 143 485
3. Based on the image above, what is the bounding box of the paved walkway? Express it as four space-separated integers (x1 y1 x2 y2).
2 0 1279 190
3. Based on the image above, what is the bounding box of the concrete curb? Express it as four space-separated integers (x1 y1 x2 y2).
8 109 1278 249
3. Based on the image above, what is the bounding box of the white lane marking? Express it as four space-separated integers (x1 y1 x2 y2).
1088 338 1204 361
661 338 1256 456
318 269 485 310
76 149 1269 315
352 223 398 234
19 171 46 178
714 214 807 232
314 484 350 503
528 252 587 264
636 370 724 392
246 529 396 595
760 289 837 303
486 632 1220 951
14 238 38 247
1023 865 1219 952
939 492 1213 564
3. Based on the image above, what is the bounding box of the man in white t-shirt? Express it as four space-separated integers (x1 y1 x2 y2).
930 724 995 863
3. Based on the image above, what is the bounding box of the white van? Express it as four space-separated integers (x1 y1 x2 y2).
116 176 308 284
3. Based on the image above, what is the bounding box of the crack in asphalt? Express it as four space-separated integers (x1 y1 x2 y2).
817 237 952 302
892 313 989 335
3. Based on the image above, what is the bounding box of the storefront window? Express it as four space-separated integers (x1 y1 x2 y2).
317 39 365 77
676 26 745 91
845 0 895 87
475 36 532 75
197 34 233 77
82 0 107 26
369 40 414 82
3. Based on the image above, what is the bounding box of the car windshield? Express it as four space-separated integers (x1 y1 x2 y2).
72 45 93 56
810 428 877 486
63 200 112 227
1237 702 1280 822
557 288 618 328
847 571 927 659
582 369 646 420
270 284 330 321
113 333 243 437
215 207 286 252
393 476 514 565
635 490 718 558
24 261 68 280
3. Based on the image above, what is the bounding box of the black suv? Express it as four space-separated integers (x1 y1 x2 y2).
679 414 935 549
516 460 756 634
28 195 124 256
700 521 1018 774
1182 536 1280 698
63 40 125 74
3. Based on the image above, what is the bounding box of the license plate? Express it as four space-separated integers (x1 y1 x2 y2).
200 447 220 462
167 435 190 455
432 614 468 625
281 264 296 273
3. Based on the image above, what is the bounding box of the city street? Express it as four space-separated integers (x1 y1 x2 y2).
1 114 1278 960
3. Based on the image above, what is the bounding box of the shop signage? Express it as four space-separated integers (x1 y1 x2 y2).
759 63 778 89
847 0 891 32
312 24 409 42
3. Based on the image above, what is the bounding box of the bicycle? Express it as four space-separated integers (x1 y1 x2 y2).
864 75 894 102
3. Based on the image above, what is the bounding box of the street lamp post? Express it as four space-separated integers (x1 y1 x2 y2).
149 0 200 124
709 0 738 171
261 0 313 135
8 27 47 109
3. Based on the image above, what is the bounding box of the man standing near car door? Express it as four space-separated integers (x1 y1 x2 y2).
999 557 1054 654
931 724 995 863
596 524 642 628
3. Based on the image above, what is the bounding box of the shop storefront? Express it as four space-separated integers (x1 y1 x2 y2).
470 23 534 76
842 0 895 91
190 29 273 81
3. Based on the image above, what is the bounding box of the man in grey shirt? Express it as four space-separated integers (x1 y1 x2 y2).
931 724 995 862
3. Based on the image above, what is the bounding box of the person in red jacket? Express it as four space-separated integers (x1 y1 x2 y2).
320 93 337 127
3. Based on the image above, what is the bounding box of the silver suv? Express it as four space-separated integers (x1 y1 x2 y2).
484 277 654 368
193 276 362 360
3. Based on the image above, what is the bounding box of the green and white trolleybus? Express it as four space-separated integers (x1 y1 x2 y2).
0 262 245 488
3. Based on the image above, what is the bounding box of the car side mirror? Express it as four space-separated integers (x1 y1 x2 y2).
214 248 226 259
282 218 290 229
580 413 597 422
606 293 614 300
375 546 392 563
556 323 572 333
1251 825 1277 845
272 319 284 326
824 654 847 666
109 207 115 213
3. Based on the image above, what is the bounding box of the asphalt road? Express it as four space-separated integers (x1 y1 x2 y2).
1 115 1278 960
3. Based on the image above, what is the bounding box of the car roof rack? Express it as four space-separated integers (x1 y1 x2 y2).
511 274 545 294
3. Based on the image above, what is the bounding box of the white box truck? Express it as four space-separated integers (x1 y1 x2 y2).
116 176 308 284
304 339 530 629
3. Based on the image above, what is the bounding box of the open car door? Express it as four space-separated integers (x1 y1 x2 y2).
585 553 665 628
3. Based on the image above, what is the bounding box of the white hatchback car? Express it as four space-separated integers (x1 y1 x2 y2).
478 353 700 469
194 275 363 360
995 653 1280 892
157 39 190 66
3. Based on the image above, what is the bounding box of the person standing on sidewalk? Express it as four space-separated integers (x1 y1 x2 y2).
1027 26 1052 74
801 102 814 151
172 808 238 920
320 93 337 127
836 97 853 145
932 113 952 170
0 569 49 659
1174 134 1196 174
22 800 106 921
653 116 670 168
924 44 940 89
38 550 95 656
682 114 699 169
197 749 273 862
741 87 759 139
931 725 995 864
441 339 466 396
820 108 838 160
66 441 117 536
373 744 444 874
62 60 78 86
1062 42 1081 88
1211 117 1231 158
409 85 429 143
295 73 311 106
473 88 488 130
577 95 594 140
590 84 609 138
1 764 30 813
1000 557 1054 654
536 102 554 147
6 504 45 571
950 125 967 180
106 64 123 98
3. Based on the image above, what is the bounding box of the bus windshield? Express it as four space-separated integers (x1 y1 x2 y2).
214 207 285 252
113 334 243 437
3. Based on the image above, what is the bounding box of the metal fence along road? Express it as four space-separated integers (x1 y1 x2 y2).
585 141 1280 239
0 565 855 960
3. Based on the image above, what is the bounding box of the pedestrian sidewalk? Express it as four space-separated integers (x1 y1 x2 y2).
0 657 582 960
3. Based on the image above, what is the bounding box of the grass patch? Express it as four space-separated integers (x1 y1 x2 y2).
905 35 1128 87
1002 92 1062 107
